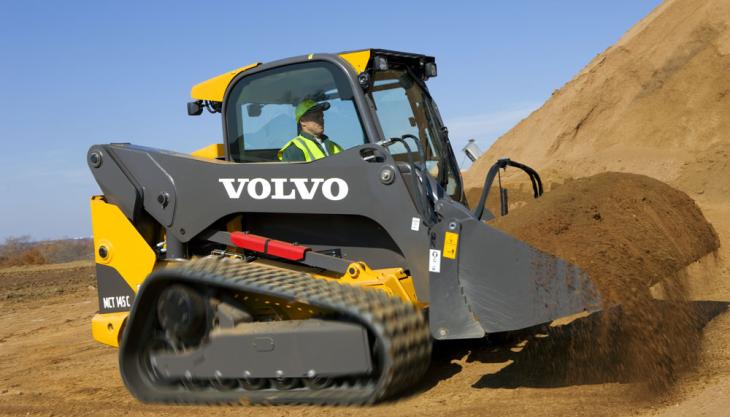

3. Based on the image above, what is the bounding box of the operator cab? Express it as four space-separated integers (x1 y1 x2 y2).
189 49 464 202
225 61 363 162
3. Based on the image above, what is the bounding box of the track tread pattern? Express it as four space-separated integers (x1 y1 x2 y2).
121 257 432 406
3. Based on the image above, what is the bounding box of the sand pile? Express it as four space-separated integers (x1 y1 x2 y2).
463 0 730 203
489 172 719 389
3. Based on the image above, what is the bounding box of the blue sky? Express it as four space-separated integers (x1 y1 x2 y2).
0 0 662 240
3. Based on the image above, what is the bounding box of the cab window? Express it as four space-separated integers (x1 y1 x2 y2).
225 61 366 162
369 70 461 199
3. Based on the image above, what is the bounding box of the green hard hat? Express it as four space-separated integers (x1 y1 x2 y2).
295 99 330 122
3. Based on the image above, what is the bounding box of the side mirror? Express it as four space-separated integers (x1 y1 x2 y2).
187 101 203 116
462 139 482 162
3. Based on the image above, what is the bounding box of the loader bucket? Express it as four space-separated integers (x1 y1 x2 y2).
456 217 601 334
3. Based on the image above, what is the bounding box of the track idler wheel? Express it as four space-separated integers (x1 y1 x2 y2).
142 336 177 385
156 284 207 344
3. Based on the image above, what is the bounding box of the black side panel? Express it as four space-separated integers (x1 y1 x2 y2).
96 264 136 313
88 143 432 301
245 213 406 270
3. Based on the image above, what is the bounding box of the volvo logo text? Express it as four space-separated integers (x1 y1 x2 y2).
219 178 349 201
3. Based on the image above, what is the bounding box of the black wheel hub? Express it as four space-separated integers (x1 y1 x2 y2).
156 284 207 343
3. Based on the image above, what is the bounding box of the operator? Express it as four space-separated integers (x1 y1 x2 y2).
277 99 343 162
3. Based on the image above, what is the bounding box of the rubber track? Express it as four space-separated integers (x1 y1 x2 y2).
120 257 432 405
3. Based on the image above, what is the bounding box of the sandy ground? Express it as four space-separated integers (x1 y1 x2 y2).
1 231 728 417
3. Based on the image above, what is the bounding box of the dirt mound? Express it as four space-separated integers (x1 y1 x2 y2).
490 172 719 389
463 0 730 203
490 172 718 298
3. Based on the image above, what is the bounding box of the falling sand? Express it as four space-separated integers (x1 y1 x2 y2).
489 172 720 392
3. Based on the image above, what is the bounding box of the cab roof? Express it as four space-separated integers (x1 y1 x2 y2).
190 49 435 102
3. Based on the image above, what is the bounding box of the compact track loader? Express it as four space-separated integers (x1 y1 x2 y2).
87 49 600 405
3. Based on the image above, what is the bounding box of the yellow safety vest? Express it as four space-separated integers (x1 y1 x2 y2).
277 135 342 162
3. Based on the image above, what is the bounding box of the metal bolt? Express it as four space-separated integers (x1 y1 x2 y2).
448 222 458 230
157 192 169 208
379 167 395 185
358 72 370 87
275 370 284 379
307 369 316 378
438 328 448 337
89 151 102 168
179 228 186 235
98 245 109 259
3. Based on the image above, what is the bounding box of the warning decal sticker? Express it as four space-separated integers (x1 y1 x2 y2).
443 232 459 259
429 249 441 273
